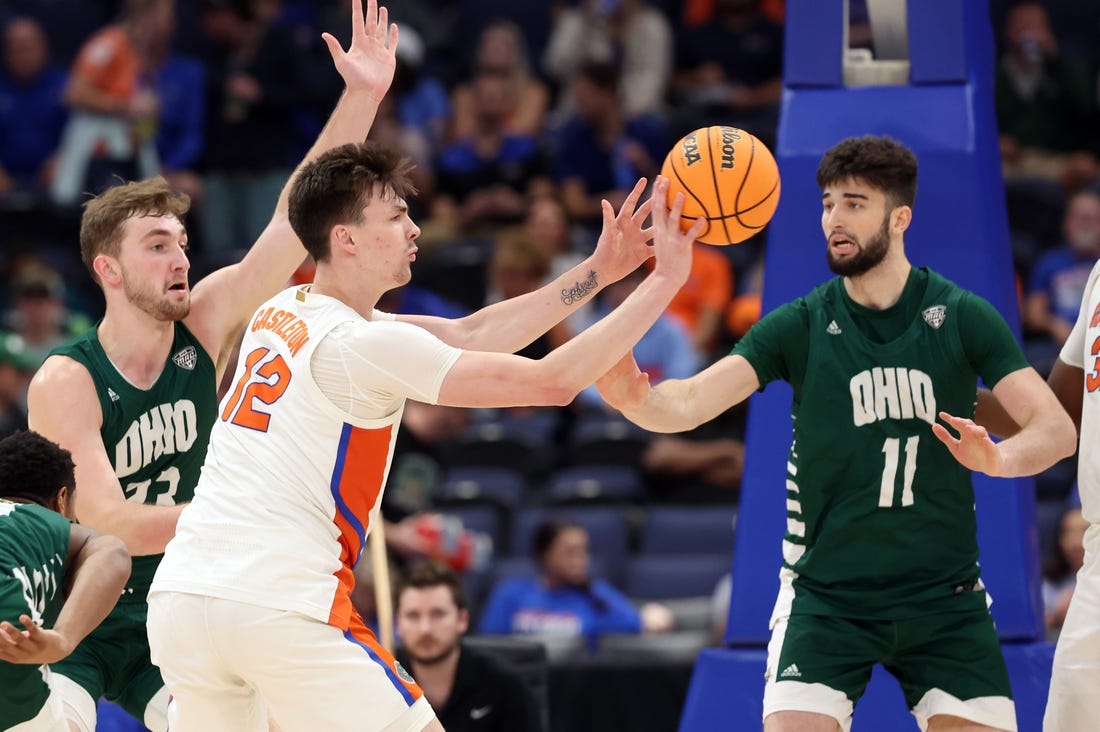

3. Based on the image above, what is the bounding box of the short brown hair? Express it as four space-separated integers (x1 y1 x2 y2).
80 177 190 284
394 560 467 612
816 135 918 210
288 142 417 263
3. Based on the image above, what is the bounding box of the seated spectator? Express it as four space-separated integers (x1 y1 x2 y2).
432 69 548 236
552 61 667 226
0 331 34 439
995 1 1099 192
51 0 175 205
3 259 92 368
197 0 323 257
1043 505 1088 636
478 520 673 649
396 561 544 732
671 0 783 145
451 20 549 141
575 265 701 411
146 19 205 206
523 193 592 338
0 16 68 201
1023 187 1100 371
543 0 672 117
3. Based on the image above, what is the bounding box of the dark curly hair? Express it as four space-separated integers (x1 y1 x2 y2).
816 135 918 210
0 430 76 508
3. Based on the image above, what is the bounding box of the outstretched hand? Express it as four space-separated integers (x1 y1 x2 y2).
932 411 1004 477
0 615 72 665
321 0 398 101
596 352 650 413
650 177 705 285
592 178 656 281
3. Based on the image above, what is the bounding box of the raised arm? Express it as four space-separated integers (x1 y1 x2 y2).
934 366 1076 477
436 180 702 407
28 356 183 555
401 178 655 352
0 525 130 666
187 0 400 373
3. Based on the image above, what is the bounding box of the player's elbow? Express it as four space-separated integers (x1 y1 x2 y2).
1051 412 1078 460
537 380 579 407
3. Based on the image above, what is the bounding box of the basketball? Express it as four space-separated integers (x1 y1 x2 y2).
660 126 781 245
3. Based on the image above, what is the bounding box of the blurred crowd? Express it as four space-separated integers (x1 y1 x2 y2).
1 0 1099 650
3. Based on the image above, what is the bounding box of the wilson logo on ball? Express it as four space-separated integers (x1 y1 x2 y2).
661 125 781 246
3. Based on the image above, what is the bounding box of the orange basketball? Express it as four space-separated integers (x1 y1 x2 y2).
660 126 781 245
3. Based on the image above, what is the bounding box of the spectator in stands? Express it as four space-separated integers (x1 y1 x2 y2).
1043 505 1088 635
485 234 564 357
552 61 667 226
0 16 68 201
576 265 701 411
478 520 673 649
671 0 783 145
51 0 175 206
995 0 1099 192
197 0 326 257
451 20 549 141
432 69 548 236
523 193 593 338
355 23 447 190
543 0 672 117
145 12 205 206
396 561 544 732
0 332 34 439
2 259 91 368
1023 187 1100 370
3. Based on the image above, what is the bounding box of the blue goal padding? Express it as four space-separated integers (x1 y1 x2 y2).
679 642 1054 731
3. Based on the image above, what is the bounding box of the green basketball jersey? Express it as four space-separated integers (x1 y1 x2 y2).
0 500 71 727
51 322 217 601
734 268 1028 619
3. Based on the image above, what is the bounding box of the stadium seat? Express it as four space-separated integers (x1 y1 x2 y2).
566 414 652 467
509 505 632 557
441 421 556 477
624 554 731 600
438 504 504 554
440 466 529 509
596 630 710 664
640 506 737 556
543 465 646 504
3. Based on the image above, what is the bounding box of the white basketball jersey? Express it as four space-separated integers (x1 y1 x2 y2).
1060 259 1100 525
152 286 460 629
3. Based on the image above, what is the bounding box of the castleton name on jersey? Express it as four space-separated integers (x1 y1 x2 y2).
850 367 936 426
113 400 200 480
251 305 310 356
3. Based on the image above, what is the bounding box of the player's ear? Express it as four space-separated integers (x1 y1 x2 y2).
332 224 355 253
892 205 912 234
93 255 121 286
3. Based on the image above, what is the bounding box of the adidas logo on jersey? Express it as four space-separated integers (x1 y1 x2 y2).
922 305 947 329
780 664 802 678
107 387 120 402
172 346 197 370
826 320 842 335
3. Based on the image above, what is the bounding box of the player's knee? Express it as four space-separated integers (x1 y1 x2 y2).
764 710 842 732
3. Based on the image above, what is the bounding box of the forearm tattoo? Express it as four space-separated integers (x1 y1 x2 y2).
561 270 599 306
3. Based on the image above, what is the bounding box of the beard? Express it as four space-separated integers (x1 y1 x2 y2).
122 269 190 321
406 637 460 667
826 215 891 277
